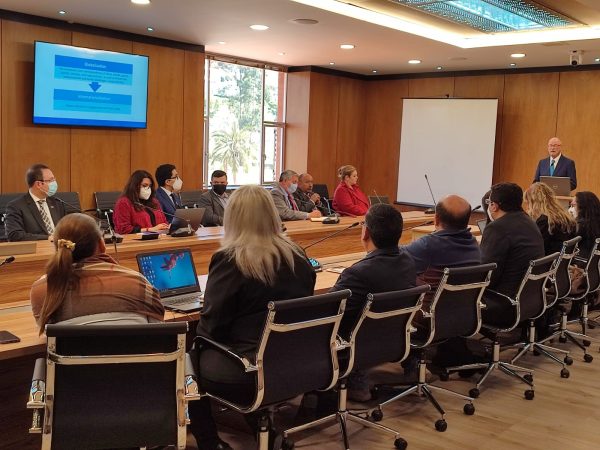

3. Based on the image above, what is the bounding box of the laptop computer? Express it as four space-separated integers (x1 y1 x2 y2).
136 248 203 312
540 176 572 196
169 207 206 234
369 195 390 205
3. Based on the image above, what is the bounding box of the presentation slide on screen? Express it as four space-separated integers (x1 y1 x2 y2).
33 42 148 128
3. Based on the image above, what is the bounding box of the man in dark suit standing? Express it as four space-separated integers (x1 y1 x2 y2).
154 164 183 223
5 163 66 241
533 137 577 190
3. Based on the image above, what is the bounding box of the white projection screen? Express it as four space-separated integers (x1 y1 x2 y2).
396 98 498 209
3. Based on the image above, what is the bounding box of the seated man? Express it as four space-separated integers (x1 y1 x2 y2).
330 203 416 400
154 164 183 223
293 173 327 214
271 170 321 221
481 182 544 328
5 163 67 241
197 170 229 227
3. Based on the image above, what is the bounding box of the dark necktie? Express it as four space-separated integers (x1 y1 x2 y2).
37 200 54 234
171 193 180 208
550 159 555 176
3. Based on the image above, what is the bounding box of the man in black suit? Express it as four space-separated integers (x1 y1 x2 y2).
293 172 328 214
197 170 229 226
533 137 577 190
154 163 183 223
481 182 544 327
330 203 416 401
5 163 67 241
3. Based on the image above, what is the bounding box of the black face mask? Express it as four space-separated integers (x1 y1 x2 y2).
212 184 227 195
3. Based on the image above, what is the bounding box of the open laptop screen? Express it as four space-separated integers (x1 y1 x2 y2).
136 248 199 296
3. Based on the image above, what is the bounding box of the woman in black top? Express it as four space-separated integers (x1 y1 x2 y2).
571 191 600 259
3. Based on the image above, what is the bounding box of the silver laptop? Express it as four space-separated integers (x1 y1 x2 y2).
169 207 206 234
540 176 572 196
369 195 390 205
136 248 203 312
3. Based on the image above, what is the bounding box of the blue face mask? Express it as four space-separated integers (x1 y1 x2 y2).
289 183 298 194
46 180 58 197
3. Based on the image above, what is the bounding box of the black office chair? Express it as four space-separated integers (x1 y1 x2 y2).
54 191 82 213
190 290 349 450
373 264 496 432
312 184 334 214
0 192 21 241
284 285 429 450
446 253 560 400
180 190 205 208
27 322 196 450
510 237 580 376
94 191 120 230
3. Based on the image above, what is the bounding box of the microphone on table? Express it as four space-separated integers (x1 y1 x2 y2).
424 174 437 215
295 195 339 224
302 222 362 271
133 202 194 238
0 256 15 268
371 189 385 205
471 205 482 213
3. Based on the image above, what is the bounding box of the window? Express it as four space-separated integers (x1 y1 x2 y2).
204 58 286 185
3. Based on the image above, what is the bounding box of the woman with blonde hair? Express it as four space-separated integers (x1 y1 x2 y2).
188 185 316 450
524 182 576 255
30 213 164 334
332 164 370 216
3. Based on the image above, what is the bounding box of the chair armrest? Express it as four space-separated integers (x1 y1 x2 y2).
195 335 257 373
27 358 46 408
572 257 588 268
484 289 518 306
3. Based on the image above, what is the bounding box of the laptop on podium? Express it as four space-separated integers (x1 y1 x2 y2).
540 176 571 196
136 248 203 312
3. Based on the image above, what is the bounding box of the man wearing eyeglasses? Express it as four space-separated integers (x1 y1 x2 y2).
533 137 577 190
155 163 183 223
5 163 67 241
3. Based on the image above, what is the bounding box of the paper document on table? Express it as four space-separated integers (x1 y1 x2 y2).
310 217 327 222
326 266 346 274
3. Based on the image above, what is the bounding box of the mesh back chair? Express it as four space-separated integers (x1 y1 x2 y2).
94 191 120 230
544 238 600 362
510 237 581 376
372 264 495 432
190 290 349 450
284 285 429 450
27 322 196 450
0 193 21 241
54 192 82 214
446 253 560 400
179 190 204 208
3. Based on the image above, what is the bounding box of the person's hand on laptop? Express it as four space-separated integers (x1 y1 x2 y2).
143 223 169 232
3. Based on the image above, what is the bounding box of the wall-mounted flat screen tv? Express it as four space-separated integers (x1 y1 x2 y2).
33 41 149 128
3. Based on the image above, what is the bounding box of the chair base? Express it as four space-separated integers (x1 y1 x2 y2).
446 339 535 399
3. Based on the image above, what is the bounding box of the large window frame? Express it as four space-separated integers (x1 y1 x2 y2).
203 55 286 187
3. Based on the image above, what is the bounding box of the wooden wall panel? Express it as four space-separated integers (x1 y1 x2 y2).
362 80 408 202
307 72 339 194
454 75 505 183
556 71 600 193
130 43 185 176
182 50 204 190
70 33 133 209
335 77 366 184
1 21 71 193
499 73 559 189
284 72 310 174
408 77 455 98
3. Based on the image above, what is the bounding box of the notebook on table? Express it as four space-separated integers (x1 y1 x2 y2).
136 248 203 312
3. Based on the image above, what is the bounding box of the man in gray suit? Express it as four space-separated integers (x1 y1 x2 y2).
197 170 229 226
6 163 67 241
271 170 321 221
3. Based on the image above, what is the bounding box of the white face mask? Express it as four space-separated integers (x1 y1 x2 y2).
487 206 494 222
172 177 183 192
139 186 151 200
568 206 577 219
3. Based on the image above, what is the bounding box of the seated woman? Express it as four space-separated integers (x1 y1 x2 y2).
571 191 600 260
30 213 164 333
113 169 169 235
524 182 576 255
188 185 316 450
332 164 369 216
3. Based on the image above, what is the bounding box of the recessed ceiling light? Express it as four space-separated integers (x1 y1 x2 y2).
58 10 67 15
372 70 378 73
595 58 600 62
218 41 226 45
511 53 526 58
131 0 151 5
340 44 355 49
250 24 269 31
408 59 421 64
329 62 335 65
278 52 286 56
509 62 517 66
291 18 319 25
146 26 154 32
436 66 443 70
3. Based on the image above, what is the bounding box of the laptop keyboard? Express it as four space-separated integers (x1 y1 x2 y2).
163 294 203 306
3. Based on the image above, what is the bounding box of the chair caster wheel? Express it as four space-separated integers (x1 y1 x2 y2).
584 353 593 363
560 368 570 378
371 409 383 422
532 349 541 356
524 389 535 400
583 340 591 347
523 374 533 383
394 437 408 450
463 403 475 415
559 336 567 343
435 419 447 432
468 388 480 398
439 371 450 382
564 356 573 365
282 437 295 450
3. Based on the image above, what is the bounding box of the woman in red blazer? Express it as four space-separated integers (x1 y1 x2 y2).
332 164 370 217
113 170 169 235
